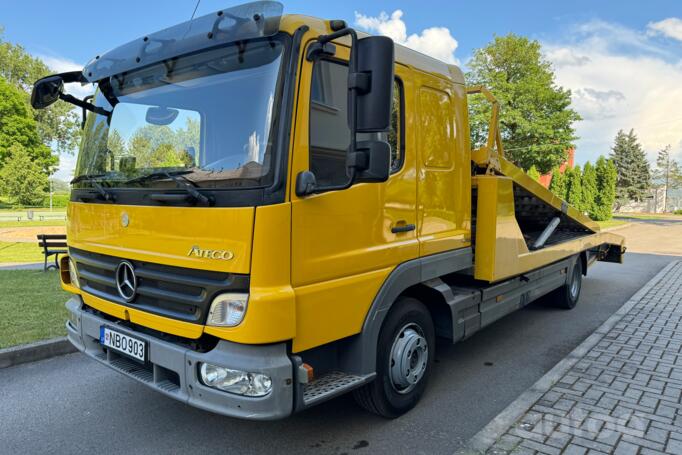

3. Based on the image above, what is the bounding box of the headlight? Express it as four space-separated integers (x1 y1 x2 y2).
68 258 80 288
199 363 272 397
206 293 248 327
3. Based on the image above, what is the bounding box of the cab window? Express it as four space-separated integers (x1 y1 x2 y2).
309 60 403 187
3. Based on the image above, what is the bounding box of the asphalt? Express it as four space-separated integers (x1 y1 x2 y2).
0 252 674 455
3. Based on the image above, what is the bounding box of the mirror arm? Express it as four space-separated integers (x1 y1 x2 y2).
81 95 94 129
302 27 362 195
60 93 111 118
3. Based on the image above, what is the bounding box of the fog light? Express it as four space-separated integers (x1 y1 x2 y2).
68 258 80 288
206 293 248 327
199 363 272 397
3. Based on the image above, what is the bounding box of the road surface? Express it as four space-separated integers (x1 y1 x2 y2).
2 251 675 455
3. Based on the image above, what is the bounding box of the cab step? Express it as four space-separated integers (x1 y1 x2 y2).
303 371 372 407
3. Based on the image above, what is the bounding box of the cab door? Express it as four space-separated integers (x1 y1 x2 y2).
289 43 417 352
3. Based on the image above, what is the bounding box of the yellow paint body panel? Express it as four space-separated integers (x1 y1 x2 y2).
82 291 204 339
415 72 471 256
57 14 624 355
289 36 420 352
67 202 254 274
474 176 529 281
205 204 296 344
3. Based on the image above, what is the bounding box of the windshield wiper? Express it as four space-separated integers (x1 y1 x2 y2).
126 170 213 206
71 174 116 202
71 173 106 184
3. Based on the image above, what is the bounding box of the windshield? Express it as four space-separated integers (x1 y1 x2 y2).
74 35 286 190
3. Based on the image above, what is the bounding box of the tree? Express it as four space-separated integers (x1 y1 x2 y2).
549 166 567 200
527 165 541 181
566 165 585 212
582 162 598 218
0 76 57 173
0 32 81 152
593 156 617 221
653 145 682 212
610 129 651 204
466 33 581 174
0 144 49 206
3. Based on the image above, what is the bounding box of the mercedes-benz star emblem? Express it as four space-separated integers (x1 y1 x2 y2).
115 261 137 302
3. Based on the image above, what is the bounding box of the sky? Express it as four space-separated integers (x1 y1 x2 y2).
2 0 682 180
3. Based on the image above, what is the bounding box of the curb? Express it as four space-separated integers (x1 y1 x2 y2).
457 259 680 454
0 337 77 369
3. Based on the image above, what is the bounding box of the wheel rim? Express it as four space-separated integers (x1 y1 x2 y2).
570 265 581 300
389 323 428 394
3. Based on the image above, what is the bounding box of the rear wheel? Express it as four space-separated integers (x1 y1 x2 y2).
552 258 583 309
353 297 435 418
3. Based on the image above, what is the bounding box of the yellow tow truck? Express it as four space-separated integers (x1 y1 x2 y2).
31 1 624 419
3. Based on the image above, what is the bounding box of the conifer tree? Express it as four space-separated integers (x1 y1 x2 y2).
566 165 585 212
527 165 541 181
582 162 598 218
549 166 567 200
653 145 682 212
593 156 617 221
610 129 651 203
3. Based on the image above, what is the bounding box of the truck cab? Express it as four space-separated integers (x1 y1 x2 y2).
32 1 624 420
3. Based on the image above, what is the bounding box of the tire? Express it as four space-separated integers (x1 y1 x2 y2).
353 297 435 418
551 258 583 309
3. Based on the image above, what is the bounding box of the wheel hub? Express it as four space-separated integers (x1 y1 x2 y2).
389 323 428 394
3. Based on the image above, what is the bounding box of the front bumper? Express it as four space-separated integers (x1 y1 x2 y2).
65 297 294 420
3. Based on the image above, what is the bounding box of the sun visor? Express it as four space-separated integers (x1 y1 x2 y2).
82 1 283 82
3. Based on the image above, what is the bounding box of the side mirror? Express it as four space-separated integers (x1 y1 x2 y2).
295 171 318 197
296 29 394 197
31 75 64 109
350 141 390 183
351 36 395 133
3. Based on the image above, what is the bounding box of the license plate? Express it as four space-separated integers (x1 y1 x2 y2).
100 326 146 362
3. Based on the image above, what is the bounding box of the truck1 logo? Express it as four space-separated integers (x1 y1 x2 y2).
187 246 234 261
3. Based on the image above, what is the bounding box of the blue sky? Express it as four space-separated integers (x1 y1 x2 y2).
3 1 682 179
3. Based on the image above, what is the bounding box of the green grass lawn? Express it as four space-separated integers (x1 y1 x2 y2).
0 219 66 228
596 219 628 229
0 242 46 263
0 208 66 227
0 270 70 348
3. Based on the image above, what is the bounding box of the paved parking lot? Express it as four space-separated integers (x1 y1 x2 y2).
0 252 673 455
470 260 682 454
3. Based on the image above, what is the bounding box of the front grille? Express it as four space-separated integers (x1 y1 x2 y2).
70 248 249 324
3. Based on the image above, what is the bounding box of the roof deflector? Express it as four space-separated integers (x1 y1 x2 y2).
82 1 283 82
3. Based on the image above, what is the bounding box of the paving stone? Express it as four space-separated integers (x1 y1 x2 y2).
666 439 682 454
485 262 682 455
613 440 639 455
562 444 588 455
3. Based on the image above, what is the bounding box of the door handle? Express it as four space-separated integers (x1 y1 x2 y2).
391 223 416 234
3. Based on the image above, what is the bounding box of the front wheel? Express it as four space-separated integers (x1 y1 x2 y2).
353 297 435 418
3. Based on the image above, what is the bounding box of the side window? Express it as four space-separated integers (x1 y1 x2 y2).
309 60 403 188
419 87 453 169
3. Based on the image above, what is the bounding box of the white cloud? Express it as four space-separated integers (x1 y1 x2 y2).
647 17 682 42
543 22 682 165
354 10 459 64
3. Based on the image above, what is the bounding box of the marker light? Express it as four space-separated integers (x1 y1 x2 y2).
68 258 80 288
206 293 248 327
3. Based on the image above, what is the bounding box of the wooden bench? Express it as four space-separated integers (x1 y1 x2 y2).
37 234 67 271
